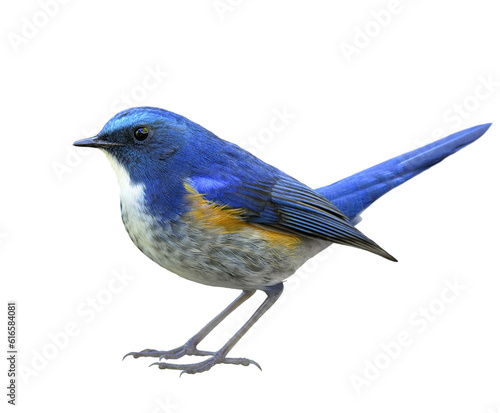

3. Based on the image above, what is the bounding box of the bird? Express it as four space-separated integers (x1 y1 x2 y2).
74 107 490 375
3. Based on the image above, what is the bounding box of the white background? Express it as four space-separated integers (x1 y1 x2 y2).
1 0 499 412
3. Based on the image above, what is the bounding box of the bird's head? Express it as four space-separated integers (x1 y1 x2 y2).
73 107 204 185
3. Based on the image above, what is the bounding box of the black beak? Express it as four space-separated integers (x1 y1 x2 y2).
73 136 123 148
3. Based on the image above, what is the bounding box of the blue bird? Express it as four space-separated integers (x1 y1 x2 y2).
74 107 490 375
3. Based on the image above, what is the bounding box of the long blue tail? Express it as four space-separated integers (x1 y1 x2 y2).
316 124 492 224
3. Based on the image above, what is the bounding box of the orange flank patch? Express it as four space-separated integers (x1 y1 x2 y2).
183 183 301 251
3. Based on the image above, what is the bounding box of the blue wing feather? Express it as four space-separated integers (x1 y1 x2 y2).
189 161 396 261
188 123 490 261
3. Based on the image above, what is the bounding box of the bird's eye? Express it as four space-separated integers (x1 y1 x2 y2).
134 127 149 141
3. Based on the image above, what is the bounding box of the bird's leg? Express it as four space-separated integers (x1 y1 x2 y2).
150 282 284 375
124 289 256 361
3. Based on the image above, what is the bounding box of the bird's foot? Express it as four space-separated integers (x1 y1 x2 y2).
150 351 261 376
123 338 214 361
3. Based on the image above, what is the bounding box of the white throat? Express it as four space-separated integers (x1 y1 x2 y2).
103 151 145 208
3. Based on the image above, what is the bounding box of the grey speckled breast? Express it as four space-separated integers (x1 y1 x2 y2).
119 183 329 290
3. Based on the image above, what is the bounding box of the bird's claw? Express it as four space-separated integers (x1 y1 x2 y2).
123 343 215 362
123 349 172 360
150 354 262 375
